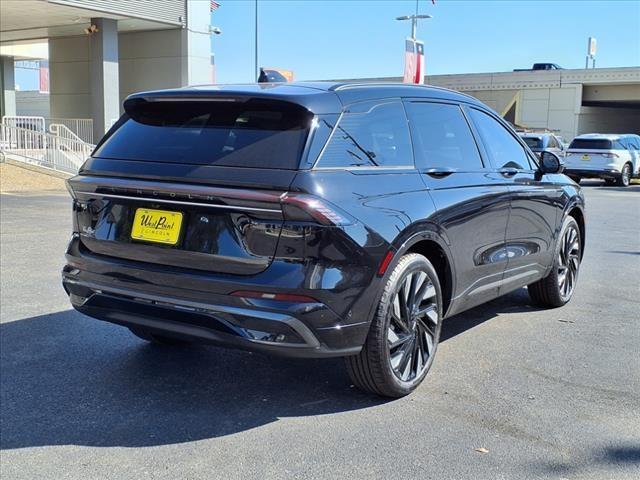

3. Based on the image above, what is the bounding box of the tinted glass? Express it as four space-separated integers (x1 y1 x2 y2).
468 108 531 169
318 101 412 168
568 139 613 150
522 137 543 150
94 98 313 169
405 102 483 170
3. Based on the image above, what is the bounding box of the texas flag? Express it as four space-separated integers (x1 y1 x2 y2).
403 38 425 84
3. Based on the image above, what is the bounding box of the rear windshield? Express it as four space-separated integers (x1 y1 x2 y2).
568 139 613 150
93 98 313 169
522 137 542 150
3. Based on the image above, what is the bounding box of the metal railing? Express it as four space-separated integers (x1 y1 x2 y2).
46 117 94 144
49 123 85 144
2 116 94 144
1 115 45 133
0 124 94 174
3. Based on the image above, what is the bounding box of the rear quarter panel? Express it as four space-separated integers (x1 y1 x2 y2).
290 168 442 328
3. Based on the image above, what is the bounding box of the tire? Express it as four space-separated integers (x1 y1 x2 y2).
615 163 632 187
129 327 190 346
528 216 582 308
346 253 443 397
604 178 616 186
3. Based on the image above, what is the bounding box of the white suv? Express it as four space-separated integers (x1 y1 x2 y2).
564 134 640 187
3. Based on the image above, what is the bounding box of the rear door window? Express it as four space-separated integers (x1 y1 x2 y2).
93 98 313 169
316 100 413 168
405 102 483 170
467 108 533 170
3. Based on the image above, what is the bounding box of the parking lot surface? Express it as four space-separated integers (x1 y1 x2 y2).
1 180 639 480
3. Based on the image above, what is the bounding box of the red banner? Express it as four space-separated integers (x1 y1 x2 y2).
403 39 425 84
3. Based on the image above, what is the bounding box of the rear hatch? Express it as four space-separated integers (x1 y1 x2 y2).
565 138 620 169
68 95 316 275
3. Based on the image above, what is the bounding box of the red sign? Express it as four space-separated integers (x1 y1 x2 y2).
403 39 425 84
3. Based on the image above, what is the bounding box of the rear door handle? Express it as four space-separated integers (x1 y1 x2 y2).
424 168 456 178
499 167 518 177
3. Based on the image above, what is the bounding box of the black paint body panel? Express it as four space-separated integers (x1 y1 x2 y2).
63 82 585 358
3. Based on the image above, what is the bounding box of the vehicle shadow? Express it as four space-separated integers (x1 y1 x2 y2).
1 289 535 450
533 445 640 477
578 179 640 192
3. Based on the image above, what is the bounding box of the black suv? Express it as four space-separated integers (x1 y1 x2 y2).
63 83 585 397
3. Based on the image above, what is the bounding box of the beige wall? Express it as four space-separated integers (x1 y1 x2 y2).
48 36 91 118
118 29 184 107
16 91 50 117
462 85 582 141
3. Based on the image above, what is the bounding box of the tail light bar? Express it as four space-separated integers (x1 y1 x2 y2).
566 151 619 158
280 193 354 226
230 290 319 303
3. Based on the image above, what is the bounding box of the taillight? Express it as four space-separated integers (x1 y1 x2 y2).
281 193 354 226
230 290 319 303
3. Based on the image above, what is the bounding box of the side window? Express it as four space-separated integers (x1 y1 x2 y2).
405 102 483 170
547 136 558 149
317 101 412 168
467 108 532 170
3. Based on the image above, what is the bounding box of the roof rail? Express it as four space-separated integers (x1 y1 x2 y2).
330 82 481 102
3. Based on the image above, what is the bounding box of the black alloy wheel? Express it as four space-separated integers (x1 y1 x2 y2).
346 253 442 397
528 216 582 307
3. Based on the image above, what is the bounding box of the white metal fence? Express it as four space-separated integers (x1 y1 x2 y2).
1 115 46 133
0 123 94 174
2 115 94 144
46 118 94 144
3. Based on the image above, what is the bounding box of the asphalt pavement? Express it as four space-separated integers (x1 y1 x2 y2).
1 182 639 480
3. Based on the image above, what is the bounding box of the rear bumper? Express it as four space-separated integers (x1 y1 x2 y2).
62 236 374 358
564 168 621 180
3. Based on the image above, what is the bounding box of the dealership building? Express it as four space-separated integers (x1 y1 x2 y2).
1 0 212 142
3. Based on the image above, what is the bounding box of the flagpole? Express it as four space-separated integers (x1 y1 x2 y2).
413 0 419 39
254 0 259 81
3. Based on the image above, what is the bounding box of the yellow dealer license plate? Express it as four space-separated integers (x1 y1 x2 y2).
131 208 183 245
582 154 590 161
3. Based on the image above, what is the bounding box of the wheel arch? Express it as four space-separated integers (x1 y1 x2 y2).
566 203 586 259
394 231 456 318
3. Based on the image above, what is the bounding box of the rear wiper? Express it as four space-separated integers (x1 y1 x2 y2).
337 126 379 166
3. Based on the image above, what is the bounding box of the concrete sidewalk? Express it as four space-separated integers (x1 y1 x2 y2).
0 163 68 194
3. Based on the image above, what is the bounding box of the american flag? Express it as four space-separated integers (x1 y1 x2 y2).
210 1 220 11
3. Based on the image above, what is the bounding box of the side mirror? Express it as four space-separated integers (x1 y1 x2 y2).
539 150 564 174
